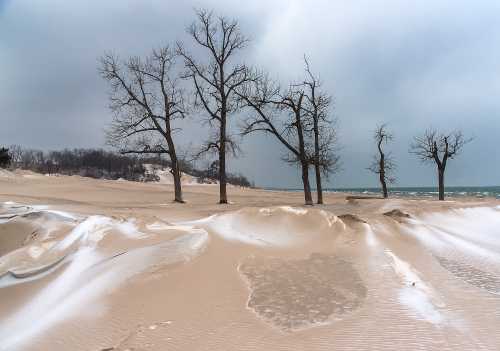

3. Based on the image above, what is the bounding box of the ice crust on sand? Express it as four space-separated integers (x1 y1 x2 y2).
400 207 500 294
56 215 145 251
0 215 148 282
385 250 445 324
0 202 79 223
363 224 378 247
419 207 500 253
179 207 341 247
0 204 209 350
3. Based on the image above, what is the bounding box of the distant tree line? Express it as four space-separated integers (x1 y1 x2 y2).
0 147 11 168
1 145 252 187
5 146 153 181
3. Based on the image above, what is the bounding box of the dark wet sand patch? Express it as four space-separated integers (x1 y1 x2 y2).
437 255 500 295
239 253 367 331
383 209 411 222
338 214 367 225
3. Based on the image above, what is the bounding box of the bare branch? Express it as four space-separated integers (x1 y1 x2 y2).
410 127 472 200
179 9 250 203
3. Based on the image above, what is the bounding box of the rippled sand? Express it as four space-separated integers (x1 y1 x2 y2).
0 173 500 350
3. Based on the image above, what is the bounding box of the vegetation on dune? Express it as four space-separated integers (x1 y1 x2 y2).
3 146 252 187
0 147 11 168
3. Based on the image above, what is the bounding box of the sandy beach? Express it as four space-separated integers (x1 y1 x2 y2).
1 171 500 350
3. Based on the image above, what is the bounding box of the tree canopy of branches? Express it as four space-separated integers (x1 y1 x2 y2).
410 129 471 200
368 124 396 198
237 58 339 206
99 46 187 203
0 147 11 168
237 72 314 205
302 57 340 204
177 9 250 204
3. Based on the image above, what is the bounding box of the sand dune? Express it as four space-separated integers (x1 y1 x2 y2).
0 174 499 350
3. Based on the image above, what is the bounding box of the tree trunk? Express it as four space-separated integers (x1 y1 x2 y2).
379 155 388 198
314 162 323 204
219 120 228 204
380 174 388 198
170 158 184 203
313 119 323 204
165 116 184 203
438 167 445 201
301 161 313 206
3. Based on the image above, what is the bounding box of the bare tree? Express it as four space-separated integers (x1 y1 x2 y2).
368 124 396 198
410 129 471 200
302 56 339 204
315 123 342 184
99 46 187 203
8 145 23 168
177 9 250 204
237 73 315 205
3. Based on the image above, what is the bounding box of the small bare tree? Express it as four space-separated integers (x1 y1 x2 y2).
99 46 187 203
177 9 250 204
368 124 396 198
8 145 23 168
302 56 339 204
410 129 471 200
237 73 314 205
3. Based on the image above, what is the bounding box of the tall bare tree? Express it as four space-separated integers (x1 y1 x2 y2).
177 9 250 204
410 129 471 200
99 47 187 203
237 73 314 205
368 124 396 198
302 57 339 204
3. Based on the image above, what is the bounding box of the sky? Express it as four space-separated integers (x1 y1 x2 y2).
1 0 500 188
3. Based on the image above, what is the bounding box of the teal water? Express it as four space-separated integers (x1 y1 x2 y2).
265 186 500 199
331 186 500 198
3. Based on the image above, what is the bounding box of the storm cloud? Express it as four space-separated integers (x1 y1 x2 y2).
1 0 499 188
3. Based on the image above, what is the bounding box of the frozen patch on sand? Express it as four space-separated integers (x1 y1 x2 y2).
401 207 500 286
0 202 79 225
0 214 148 284
147 221 173 231
179 207 342 247
30 205 79 221
385 250 445 324
239 253 366 331
278 206 308 215
0 229 208 351
28 243 55 259
419 207 500 252
363 224 378 247
56 216 146 251
145 221 208 236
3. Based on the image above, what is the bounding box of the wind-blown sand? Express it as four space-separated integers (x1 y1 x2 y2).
0 173 499 350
